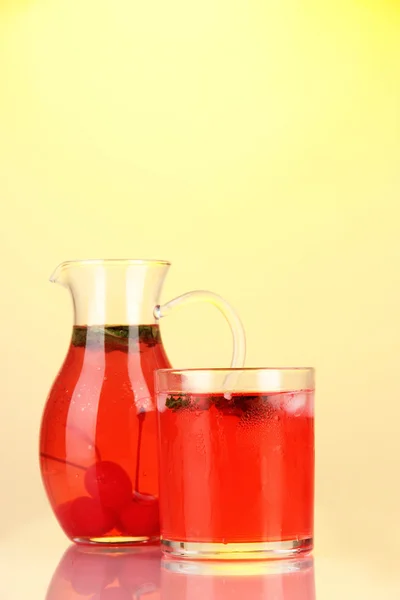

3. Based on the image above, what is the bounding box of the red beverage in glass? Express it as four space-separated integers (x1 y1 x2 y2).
157 369 315 559
40 325 170 544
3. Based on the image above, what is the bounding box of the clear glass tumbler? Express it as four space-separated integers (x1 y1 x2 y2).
156 368 315 560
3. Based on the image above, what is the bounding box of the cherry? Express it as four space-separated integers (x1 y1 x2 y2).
132 491 157 503
118 493 159 537
57 496 116 539
118 548 161 594
91 587 132 600
56 501 74 530
85 461 133 510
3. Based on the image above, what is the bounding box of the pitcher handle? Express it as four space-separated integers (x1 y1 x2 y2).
154 290 246 368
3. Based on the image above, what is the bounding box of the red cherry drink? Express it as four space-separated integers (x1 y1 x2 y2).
40 324 170 544
158 391 314 547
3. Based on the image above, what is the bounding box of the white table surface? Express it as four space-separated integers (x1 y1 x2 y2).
1 514 399 599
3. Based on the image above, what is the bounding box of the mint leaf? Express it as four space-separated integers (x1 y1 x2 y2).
71 325 161 349
105 326 129 339
163 394 272 416
138 325 161 347
214 395 270 417
71 326 88 347
165 394 191 411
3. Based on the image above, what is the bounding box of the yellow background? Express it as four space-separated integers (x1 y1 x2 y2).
0 0 399 575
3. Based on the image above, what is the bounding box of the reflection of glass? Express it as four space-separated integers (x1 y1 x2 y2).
156 368 315 559
46 547 314 600
45 544 161 599
40 259 245 545
161 556 315 600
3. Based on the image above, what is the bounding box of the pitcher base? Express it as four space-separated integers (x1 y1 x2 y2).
74 535 159 547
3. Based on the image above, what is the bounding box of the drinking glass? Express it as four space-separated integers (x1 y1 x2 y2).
156 368 314 560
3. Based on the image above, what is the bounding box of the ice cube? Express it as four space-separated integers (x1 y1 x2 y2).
284 392 307 415
304 392 314 417
266 394 283 411
157 393 169 413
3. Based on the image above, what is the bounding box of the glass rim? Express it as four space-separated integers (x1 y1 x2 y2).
156 367 315 398
156 367 315 374
156 368 315 393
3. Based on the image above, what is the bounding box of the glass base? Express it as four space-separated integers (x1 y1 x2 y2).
161 538 313 560
74 535 159 546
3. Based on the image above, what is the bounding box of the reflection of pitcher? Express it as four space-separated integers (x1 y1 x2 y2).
40 259 245 545
45 545 161 599
161 557 315 600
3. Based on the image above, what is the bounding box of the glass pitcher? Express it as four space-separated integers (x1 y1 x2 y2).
39 259 245 546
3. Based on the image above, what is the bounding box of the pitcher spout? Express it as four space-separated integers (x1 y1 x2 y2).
49 259 171 326
50 261 71 286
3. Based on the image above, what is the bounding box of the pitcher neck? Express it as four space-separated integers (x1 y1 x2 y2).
50 259 170 326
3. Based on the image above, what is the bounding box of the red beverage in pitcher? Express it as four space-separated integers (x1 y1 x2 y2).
40 324 170 544
158 390 314 548
40 259 246 547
